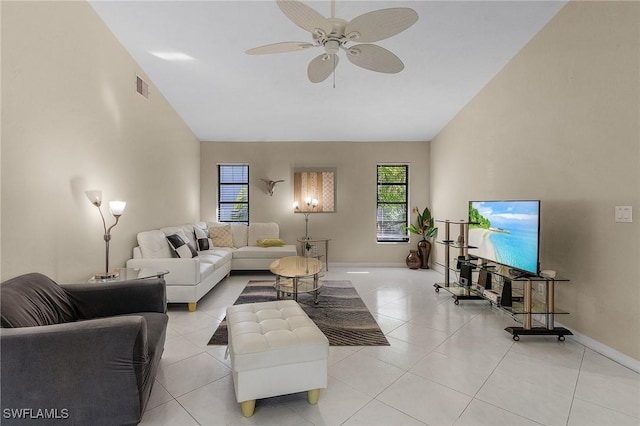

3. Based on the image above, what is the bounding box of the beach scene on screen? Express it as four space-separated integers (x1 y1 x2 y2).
468 201 539 274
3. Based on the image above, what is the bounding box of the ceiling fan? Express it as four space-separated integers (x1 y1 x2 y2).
246 0 419 83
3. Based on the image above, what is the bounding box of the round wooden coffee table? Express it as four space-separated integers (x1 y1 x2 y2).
270 256 322 304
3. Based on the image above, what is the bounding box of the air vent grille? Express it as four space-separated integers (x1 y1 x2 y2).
136 75 149 99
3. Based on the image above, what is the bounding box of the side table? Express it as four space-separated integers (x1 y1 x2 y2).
89 268 169 283
297 238 330 271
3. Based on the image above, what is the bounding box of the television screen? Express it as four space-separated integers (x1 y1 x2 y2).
468 200 540 275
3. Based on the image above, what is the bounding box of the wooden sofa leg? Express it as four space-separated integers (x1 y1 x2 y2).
240 400 256 417
308 389 320 404
188 302 196 312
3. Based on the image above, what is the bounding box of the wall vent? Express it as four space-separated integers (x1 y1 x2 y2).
136 75 149 99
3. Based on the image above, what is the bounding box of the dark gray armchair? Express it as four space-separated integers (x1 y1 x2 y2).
0 273 168 426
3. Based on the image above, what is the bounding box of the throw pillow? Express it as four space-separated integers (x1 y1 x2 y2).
208 223 233 247
256 238 286 247
166 232 197 258
194 226 214 251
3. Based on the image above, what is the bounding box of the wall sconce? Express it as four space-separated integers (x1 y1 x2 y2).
85 190 126 279
293 197 318 242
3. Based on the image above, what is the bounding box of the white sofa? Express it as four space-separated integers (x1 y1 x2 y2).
126 222 296 311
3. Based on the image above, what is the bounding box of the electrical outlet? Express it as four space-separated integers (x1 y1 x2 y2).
615 206 632 223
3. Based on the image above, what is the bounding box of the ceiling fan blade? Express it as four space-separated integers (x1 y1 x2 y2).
345 8 418 43
346 44 404 74
277 0 332 35
245 41 315 55
307 53 339 83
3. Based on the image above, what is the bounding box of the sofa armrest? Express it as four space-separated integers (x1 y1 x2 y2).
62 278 166 318
126 257 201 285
0 316 152 425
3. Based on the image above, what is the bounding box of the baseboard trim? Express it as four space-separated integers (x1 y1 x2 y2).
329 262 407 268
554 321 640 373
431 263 639 373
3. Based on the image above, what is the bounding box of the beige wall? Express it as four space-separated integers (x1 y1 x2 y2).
201 142 430 264
431 1 639 360
1 1 200 282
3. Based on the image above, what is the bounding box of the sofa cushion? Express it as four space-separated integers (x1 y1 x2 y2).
208 223 233 247
248 222 279 246
166 232 198 259
194 225 214 251
233 245 297 259
230 223 248 248
0 273 78 328
198 248 233 265
137 230 173 259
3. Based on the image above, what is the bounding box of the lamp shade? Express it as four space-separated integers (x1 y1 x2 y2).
85 190 102 207
109 201 126 216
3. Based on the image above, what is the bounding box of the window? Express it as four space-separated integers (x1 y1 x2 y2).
218 164 249 223
376 164 409 242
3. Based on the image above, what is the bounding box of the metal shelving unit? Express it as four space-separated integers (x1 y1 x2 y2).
434 218 572 341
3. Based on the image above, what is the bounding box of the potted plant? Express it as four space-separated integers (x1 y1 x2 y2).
407 206 438 269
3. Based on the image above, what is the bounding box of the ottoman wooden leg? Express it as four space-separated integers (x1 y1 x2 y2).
240 400 256 417
188 302 196 312
307 389 320 405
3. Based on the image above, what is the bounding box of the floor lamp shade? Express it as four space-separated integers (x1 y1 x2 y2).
109 201 126 216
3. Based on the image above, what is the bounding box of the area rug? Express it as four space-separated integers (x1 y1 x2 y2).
208 280 389 346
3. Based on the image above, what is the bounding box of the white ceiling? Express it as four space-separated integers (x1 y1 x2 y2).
89 1 566 142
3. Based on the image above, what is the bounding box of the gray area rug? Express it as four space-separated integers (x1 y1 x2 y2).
208 280 389 346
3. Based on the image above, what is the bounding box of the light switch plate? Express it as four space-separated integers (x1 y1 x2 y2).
615 206 632 223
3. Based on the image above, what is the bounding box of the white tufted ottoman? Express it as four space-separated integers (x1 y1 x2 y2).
226 300 329 417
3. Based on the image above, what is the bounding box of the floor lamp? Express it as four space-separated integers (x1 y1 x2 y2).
85 190 126 279
293 197 318 252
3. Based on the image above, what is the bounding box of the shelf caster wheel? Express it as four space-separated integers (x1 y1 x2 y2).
435 287 440 293
558 335 565 342
454 299 459 305
513 335 520 341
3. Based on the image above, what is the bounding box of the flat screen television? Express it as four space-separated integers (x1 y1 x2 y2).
468 200 540 276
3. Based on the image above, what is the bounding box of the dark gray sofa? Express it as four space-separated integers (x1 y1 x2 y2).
0 273 168 426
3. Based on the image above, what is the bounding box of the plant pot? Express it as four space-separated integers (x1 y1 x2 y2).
406 250 421 269
417 239 431 269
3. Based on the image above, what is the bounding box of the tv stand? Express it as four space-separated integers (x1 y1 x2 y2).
501 274 573 341
435 217 572 341
509 269 532 279
433 219 483 305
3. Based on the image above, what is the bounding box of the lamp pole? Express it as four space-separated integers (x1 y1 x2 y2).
85 191 126 279
294 197 318 252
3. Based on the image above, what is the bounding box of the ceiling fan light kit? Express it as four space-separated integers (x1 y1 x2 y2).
246 0 418 83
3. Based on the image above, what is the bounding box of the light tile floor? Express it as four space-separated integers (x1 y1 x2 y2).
141 267 640 426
